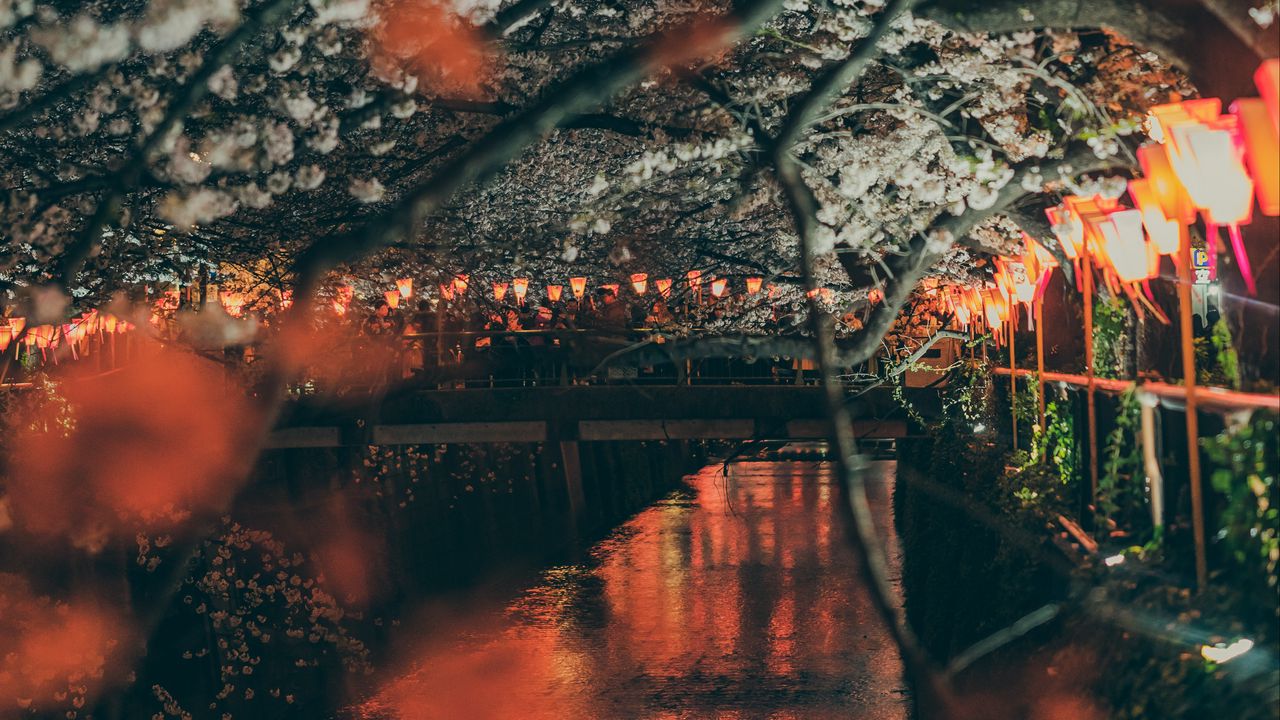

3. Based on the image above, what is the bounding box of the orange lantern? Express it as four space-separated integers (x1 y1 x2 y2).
1136 143 1197 225
452 274 469 294
384 290 400 308
493 282 509 302
745 277 762 295
397 278 413 299
1045 205 1083 260
1098 209 1153 282
569 277 587 300
438 283 455 301
1231 97 1280 216
630 273 648 295
1255 59 1279 131
655 278 672 298
686 270 702 292
1127 179 1182 255
546 284 563 302
806 287 820 299
710 278 727 297
8 316 26 335
512 277 529 304
0 326 9 353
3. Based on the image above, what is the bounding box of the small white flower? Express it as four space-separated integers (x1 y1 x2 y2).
348 178 385 203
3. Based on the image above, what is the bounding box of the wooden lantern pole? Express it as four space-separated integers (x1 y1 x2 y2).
1176 225 1208 589
1010 307 1018 450
1083 242 1099 509
1035 295 1046 431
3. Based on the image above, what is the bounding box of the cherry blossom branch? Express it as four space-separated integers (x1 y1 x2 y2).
54 0 301 288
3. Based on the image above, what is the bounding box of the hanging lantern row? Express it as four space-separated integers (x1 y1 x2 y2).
363 271 782 313
1 310 136 362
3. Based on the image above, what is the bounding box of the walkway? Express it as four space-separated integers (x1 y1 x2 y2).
351 460 909 719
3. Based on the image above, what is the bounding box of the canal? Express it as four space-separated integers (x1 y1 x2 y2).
351 459 909 719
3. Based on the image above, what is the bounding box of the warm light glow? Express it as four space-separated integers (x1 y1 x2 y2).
1136 143 1196 225
745 277 762 294
655 278 672 298
570 277 587 299
710 278 727 297
453 274 469 294
1231 97 1280 216
1099 209 1155 282
397 278 413 298
512 277 529 304
221 292 245 317
1201 638 1254 664
493 282 509 302
1045 205 1083 259
1168 119 1254 227
686 270 702 290
805 287 820 299
601 283 620 296
630 273 648 295
546 284 563 302
867 288 883 305
1103 553 1125 567
384 290 401 309
1255 59 1279 131
1127 179 1182 255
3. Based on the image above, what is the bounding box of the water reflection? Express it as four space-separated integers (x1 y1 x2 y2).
356 461 908 719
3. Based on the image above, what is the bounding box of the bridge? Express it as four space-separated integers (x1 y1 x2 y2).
266 384 921 448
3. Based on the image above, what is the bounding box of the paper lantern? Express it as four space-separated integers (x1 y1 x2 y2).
493 282 509 302
745 277 762 295
1231 97 1279 216
686 270 702 291
103 314 117 333
438 283 455 301
710 278 727 297
1136 144 1196 225
1045 205 1083 259
630 273 648 295
1256 59 1279 131
1098 209 1153 282
222 292 245 317
806 287 820 299
397 278 413 298
546 284 563 302
570 277 587 299
1167 119 1254 227
867 288 884 305
655 278 672 298
452 274 469 294
384 290 400 308
0 326 9 353
512 277 529 304
1148 98 1222 144
1127 179 1181 255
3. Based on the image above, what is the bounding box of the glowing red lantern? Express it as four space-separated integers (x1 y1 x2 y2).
493 282 509 302
1231 97 1280 216
1127 179 1181 255
710 278 727 297
1045 205 1083 260
397 278 413 299
384 290 401 309
570 277 587 299
745 277 762 294
546 284 563 302
655 278 672 298
686 270 702 292
1136 144 1197 225
630 273 648 295
452 274 469 294
1098 209 1153 283
1256 59 1279 131
439 283 455 301
512 277 529 304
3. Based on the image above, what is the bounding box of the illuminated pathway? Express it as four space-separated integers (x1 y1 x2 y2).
355 461 908 719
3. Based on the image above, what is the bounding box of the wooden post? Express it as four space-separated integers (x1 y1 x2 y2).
1035 296 1046 432
1083 245 1099 508
558 439 586 529
1176 225 1207 589
1009 309 1018 451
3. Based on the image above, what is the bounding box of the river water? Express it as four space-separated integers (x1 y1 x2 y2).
352 460 909 719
